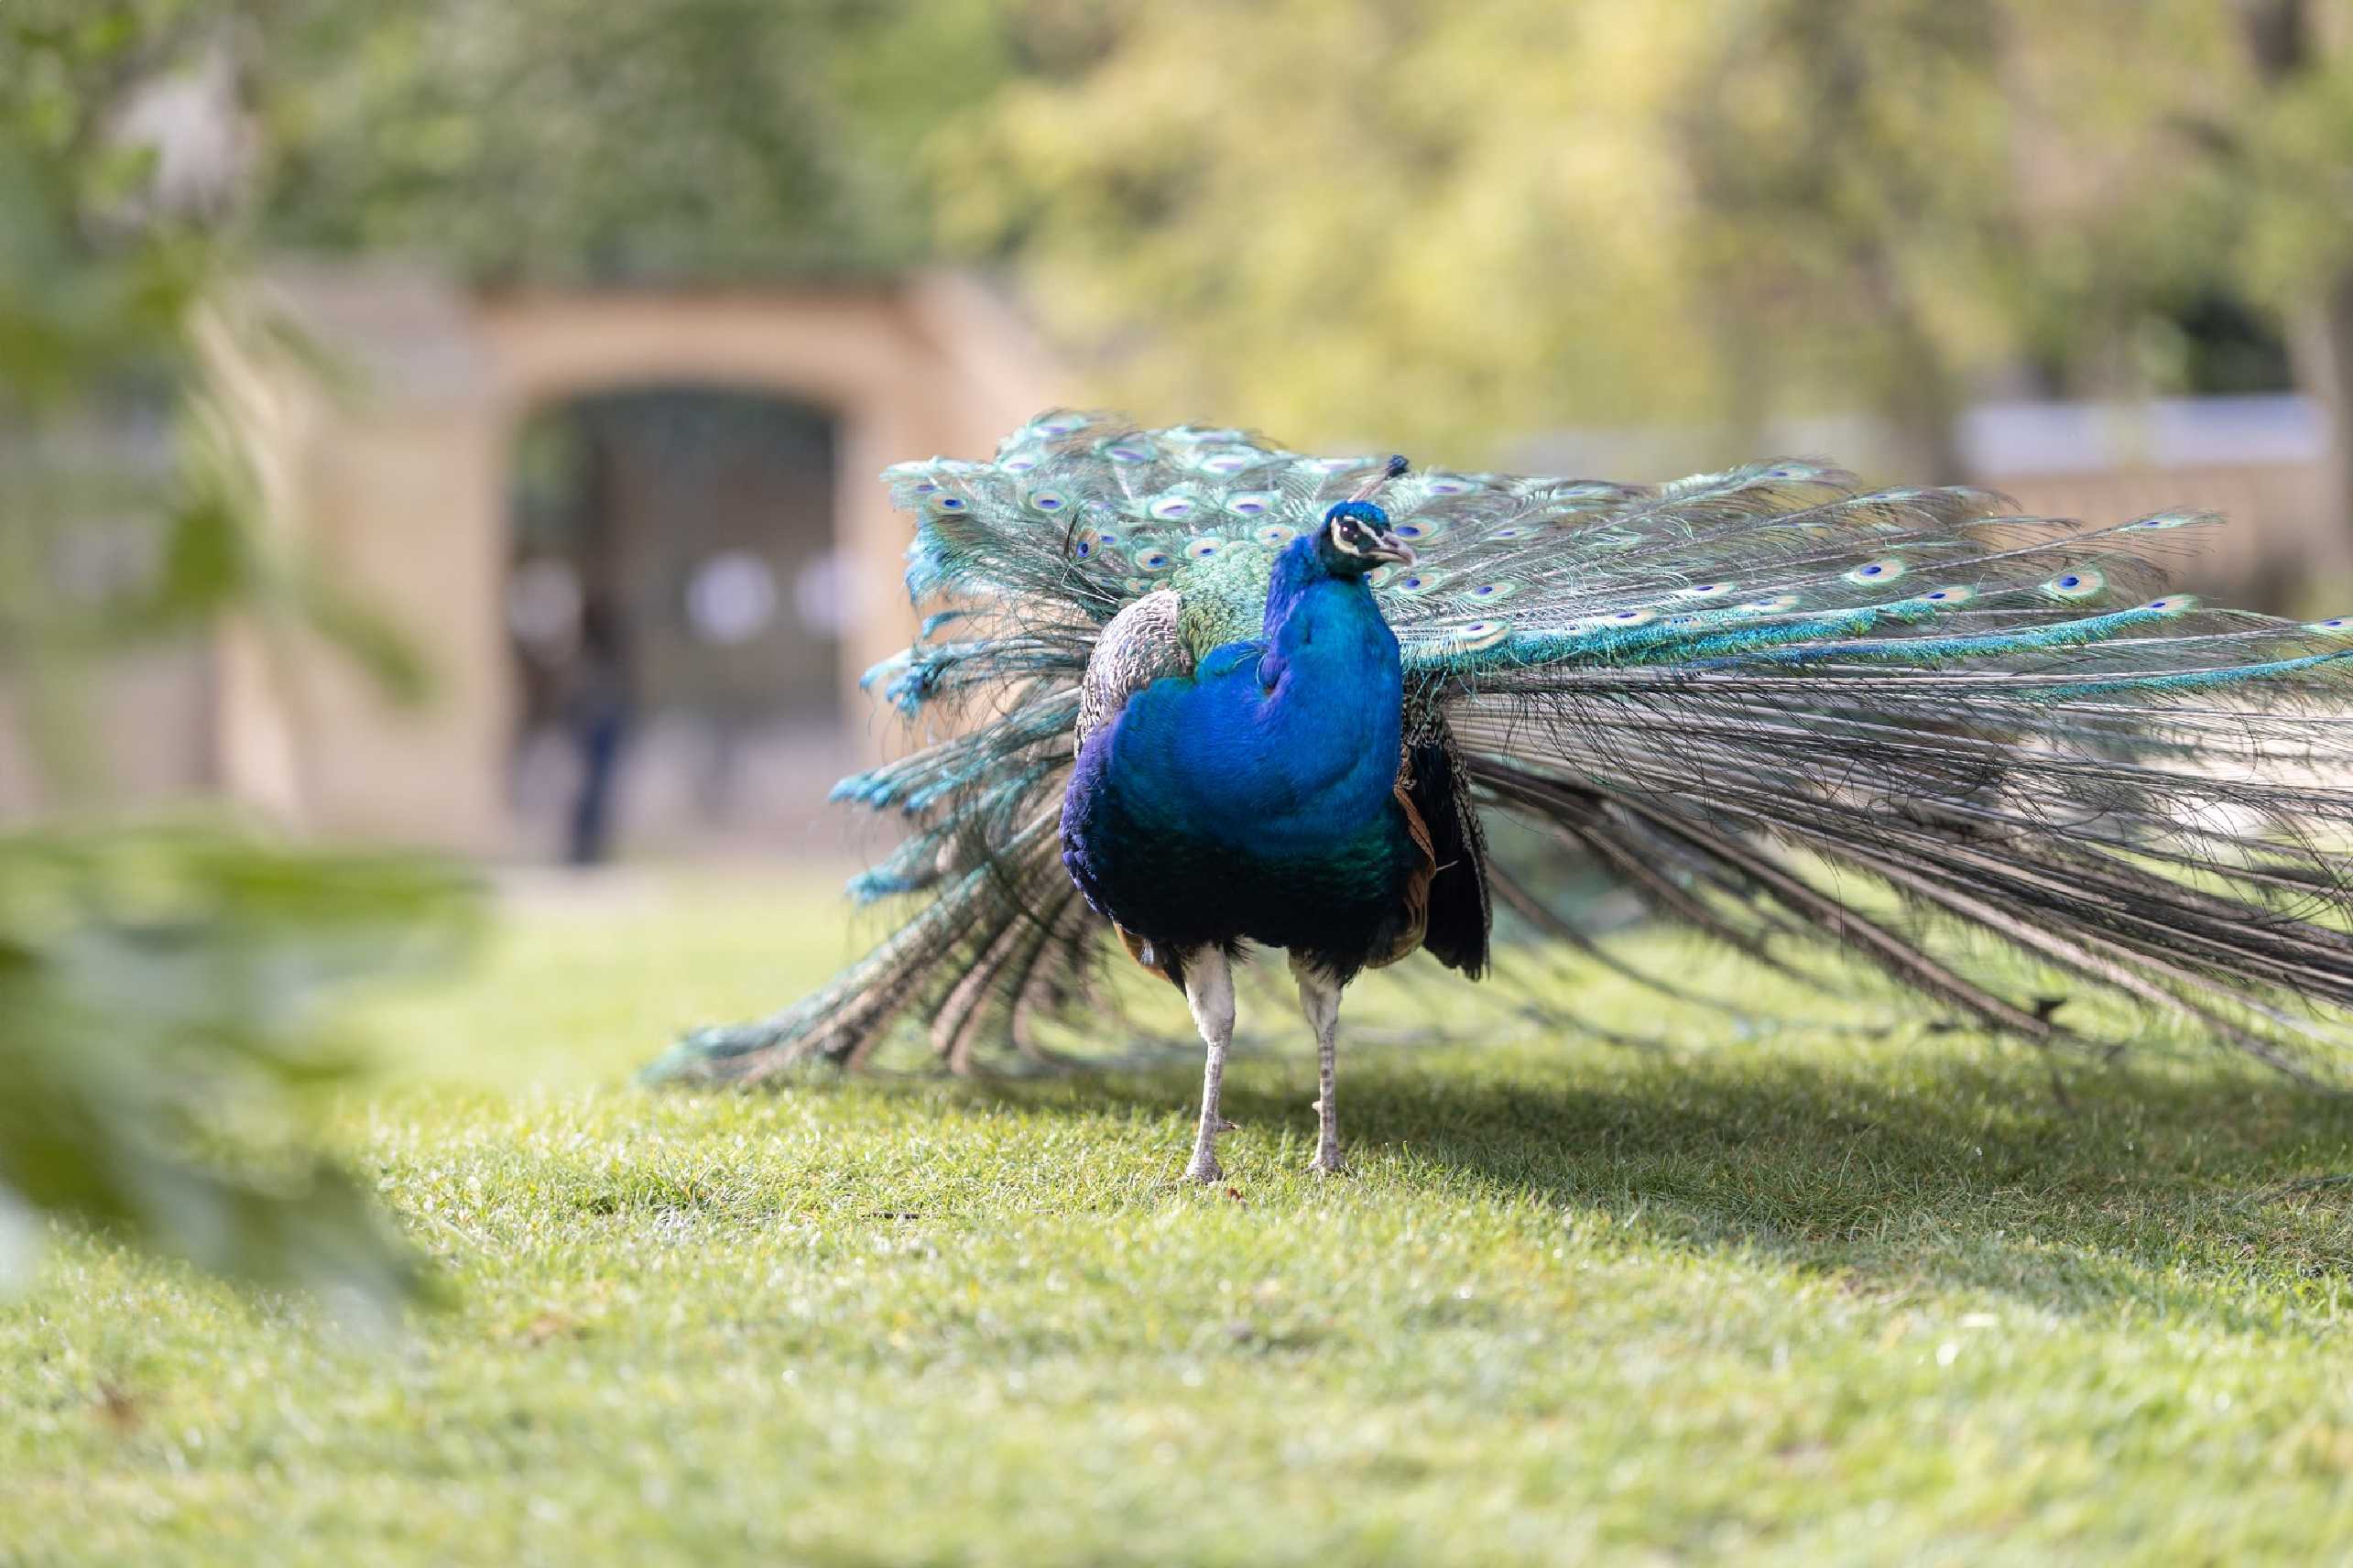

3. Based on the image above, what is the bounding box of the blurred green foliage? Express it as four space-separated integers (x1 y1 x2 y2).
0 832 475 1310
0 3 472 1309
930 0 2353 466
256 0 1035 282
45 0 2337 474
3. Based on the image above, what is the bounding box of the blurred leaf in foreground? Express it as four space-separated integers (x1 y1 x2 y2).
0 5 477 1318
0 832 480 1314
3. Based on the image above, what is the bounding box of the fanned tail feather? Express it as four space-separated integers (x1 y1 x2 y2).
1429 480 2353 1078
648 410 2353 1086
639 815 1077 1081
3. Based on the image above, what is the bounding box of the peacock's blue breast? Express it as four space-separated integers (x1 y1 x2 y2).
1060 592 1419 975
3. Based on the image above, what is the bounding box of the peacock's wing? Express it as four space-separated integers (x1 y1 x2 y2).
1378 460 2353 1076
1077 590 1190 752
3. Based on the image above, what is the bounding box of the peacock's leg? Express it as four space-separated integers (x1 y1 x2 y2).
1181 946 1237 1183
1291 954 1345 1175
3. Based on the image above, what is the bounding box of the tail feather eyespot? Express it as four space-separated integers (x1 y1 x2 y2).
1428 619 1509 653
2042 568 2106 601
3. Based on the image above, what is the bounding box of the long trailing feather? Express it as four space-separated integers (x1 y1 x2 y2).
646 410 2353 1086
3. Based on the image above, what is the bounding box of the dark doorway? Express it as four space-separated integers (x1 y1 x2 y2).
505 386 849 859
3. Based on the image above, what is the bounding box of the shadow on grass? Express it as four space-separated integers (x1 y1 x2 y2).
974 1042 2353 1329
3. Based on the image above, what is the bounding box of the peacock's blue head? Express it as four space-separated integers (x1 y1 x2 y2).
1317 500 1417 578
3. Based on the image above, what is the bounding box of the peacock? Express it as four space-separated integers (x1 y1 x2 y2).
645 410 2353 1181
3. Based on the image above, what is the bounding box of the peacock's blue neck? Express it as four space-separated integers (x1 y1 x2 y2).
1246 536 1403 802
1262 533 1333 629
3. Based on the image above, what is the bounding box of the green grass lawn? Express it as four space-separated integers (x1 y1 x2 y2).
9 870 2353 1565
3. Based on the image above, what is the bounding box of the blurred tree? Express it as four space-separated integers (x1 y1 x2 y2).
931 0 2120 467
2020 0 2353 586
933 0 1711 453
255 0 1028 282
89 0 2344 506
1672 0 2027 481
0 0 471 1311
2214 0 2353 570
928 0 2342 480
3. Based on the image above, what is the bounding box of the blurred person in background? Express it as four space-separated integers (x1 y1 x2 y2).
563 585 636 866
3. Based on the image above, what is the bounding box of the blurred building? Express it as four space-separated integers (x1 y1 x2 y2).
0 263 1058 857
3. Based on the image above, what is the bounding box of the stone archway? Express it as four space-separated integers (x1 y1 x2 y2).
210 267 1059 854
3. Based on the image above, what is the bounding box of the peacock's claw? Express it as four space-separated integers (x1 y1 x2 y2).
1182 1150 1225 1184
1310 1147 1345 1177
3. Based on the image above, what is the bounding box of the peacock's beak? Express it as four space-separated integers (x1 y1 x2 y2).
1367 532 1418 569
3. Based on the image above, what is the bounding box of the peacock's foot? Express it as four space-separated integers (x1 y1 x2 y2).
1181 1115 1238 1183
1309 1094 1344 1174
